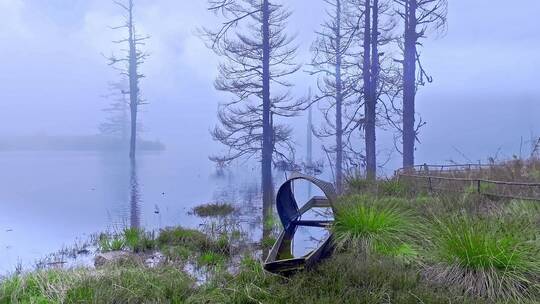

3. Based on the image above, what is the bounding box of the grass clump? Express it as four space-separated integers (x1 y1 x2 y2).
97 228 155 253
192 203 235 218
98 233 125 252
0 266 194 304
72 266 193 303
197 252 226 268
123 228 155 253
332 195 422 259
378 179 409 197
188 256 281 303
427 215 540 301
280 252 481 304
190 253 480 304
157 227 229 259
157 227 211 251
505 199 540 227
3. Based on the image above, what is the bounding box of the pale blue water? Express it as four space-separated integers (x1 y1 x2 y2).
0 149 257 273
0 150 329 275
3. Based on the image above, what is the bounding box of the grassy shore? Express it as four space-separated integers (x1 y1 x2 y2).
1 174 539 303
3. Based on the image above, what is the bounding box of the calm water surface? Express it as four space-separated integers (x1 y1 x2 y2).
0 149 327 274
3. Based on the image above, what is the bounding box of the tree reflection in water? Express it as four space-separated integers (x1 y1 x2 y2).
129 159 141 229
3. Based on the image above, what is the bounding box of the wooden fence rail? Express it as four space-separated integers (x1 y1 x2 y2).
397 164 540 202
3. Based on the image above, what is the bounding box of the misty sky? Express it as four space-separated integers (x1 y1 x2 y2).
1 0 539 171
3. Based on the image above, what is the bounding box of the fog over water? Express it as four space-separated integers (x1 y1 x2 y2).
0 0 539 272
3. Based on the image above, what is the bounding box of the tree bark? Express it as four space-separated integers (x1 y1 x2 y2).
261 0 274 256
367 0 379 179
335 0 344 194
363 0 376 180
402 0 417 169
128 0 139 160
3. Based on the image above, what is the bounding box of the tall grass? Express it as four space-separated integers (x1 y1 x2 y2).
427 215 540 301
97 228 155 253
505 199 540 226
332 195 422 259
345 179 411 198
0 266 194 304
188 253 482 304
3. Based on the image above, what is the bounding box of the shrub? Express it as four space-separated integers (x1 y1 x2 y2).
332 195 422 259
427 215 540 301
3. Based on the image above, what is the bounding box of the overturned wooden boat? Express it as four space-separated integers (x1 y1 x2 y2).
263 172 337 274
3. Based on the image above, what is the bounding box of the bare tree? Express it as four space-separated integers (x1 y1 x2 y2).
394 0 447 169
362 0 376 179
202 0 303 231
355 0 397 179
99 80 129 143
107 0 149 159
309 0 362 193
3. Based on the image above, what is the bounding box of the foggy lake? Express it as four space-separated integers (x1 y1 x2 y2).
0 148 327 274
0 148 229 272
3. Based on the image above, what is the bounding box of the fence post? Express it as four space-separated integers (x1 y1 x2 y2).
428 177 433 192
477 180 481 194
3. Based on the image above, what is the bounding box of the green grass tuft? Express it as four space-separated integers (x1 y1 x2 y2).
98 233 125 252
428 215 540 301
123 228 155 253
197 252 226 268
332 195 423 258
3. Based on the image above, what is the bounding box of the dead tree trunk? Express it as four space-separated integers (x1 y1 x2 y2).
107 0 148 160
309 0 359 193
127 0 139 160
395 0 447 169
402 0 417 169
335 0 344 194
367 0 380 179
362 0 377 180
261 0 275 242
204 1 303 256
